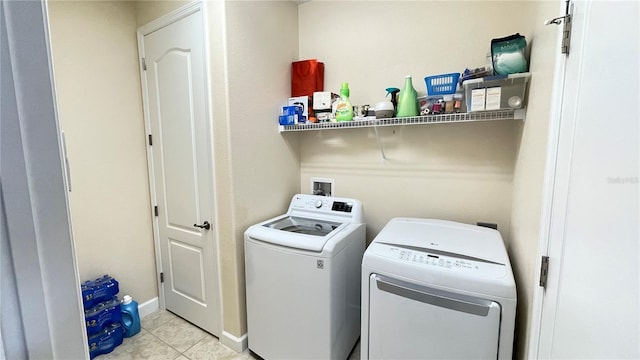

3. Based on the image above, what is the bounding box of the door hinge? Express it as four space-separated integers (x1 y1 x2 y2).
148 134 153 146
160 272 164 283
539 256 550 288
141 57 147 71
561 12 572 54
154 205 158 217
545 0 572 55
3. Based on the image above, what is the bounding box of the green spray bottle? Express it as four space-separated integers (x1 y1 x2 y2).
396 76 419 117
335 82 353 122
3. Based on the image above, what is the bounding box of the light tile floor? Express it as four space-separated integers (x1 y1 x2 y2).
99 310 252 360
98 310 361 360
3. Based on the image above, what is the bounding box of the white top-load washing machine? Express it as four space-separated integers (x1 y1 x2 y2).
245 194 366 360
361 218 516 360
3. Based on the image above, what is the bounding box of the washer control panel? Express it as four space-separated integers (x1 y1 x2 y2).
288 194 363 223
291 195 354 213
371 243 506 278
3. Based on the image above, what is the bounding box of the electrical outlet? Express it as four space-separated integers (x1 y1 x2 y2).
311 177 334 197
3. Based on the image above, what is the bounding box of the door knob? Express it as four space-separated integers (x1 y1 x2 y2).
193 221 210 230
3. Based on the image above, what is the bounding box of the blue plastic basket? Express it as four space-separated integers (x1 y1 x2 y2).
424 73 460 96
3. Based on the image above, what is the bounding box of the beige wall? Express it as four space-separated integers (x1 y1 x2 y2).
223 0 300 336
299 122 520 242
298 1 536 244
299 1 535 104
135 0 188 27
508 1 560 358
48 1 157 302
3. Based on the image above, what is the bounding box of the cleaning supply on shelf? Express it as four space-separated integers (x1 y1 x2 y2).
88 323 124 359
335 82 353 122
453 93 464 112
120 295 141 338
374 101 394 119
396 76 419 117
385 87 400 113
443 94 455 113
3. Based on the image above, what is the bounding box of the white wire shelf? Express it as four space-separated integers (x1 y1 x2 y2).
278 109 524 133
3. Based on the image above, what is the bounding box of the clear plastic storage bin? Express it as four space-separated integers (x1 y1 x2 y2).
463 73 530 111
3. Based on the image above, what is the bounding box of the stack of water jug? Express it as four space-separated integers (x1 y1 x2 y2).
82 275 140 359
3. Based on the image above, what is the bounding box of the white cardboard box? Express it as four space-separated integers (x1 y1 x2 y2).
485 87 502 111
470 88 486 112
288 96 309 119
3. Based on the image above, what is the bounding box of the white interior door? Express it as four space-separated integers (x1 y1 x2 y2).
535 1 639 358
139 5 220 336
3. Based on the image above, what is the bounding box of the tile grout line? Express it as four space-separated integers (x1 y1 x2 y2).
146 317 210 359
181 334 206 355
145 325 188 358
143 311 238 360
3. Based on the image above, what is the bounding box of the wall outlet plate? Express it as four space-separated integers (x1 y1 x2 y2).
311 177 334 197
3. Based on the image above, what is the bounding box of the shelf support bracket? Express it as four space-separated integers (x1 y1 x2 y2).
373 123 387 160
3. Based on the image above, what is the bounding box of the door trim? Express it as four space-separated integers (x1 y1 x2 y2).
527 0 577 358
2 1 88 358
136 0 222 336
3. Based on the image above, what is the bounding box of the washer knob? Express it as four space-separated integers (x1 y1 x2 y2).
315 200 323 208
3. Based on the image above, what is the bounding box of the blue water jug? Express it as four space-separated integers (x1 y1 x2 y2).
82 275 119 309
120 295 141 338
88 322 124 359
85 297 122 336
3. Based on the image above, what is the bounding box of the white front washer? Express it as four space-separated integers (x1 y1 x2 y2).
245 194 365 360
361 218 517 360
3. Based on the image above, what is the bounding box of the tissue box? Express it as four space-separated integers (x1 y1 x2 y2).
313 91 332 111
279 105 305 125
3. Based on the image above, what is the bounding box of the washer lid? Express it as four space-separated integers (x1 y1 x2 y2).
246 215 346 252
371 218 508 265
364 218 516 298
263 216 342 236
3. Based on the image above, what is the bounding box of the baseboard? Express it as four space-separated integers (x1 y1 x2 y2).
138 297 159 319
221 331 248 353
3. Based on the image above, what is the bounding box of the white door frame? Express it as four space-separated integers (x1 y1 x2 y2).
528 0 640 357
1 0 87 358
527 0 569 357
136 0 222 335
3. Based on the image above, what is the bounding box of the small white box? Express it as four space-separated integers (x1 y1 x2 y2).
485 87 502 111
312 91 332 110
470 88 486 112
288 96 309 119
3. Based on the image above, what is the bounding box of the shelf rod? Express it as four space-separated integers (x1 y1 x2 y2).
373 124 386 160
278 109 520 132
